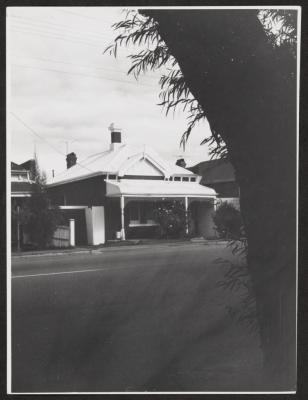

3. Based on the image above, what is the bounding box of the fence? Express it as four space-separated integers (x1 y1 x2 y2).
51 225 70 248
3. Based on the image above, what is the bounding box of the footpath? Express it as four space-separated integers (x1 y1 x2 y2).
11 238 229 258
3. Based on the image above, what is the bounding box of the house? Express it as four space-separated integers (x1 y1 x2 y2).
189 158 240 209
47 126 218 245
11 160 35 197
11 160 35 250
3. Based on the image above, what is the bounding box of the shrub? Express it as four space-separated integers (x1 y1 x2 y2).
153 200 190 238
212 202 244 239
23 184 63 249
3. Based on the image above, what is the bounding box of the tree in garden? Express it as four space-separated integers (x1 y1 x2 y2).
105 9 297 387
24 185 62 249
17 158 62 249
30 154 47 186
213 202 243 240
153 200 190 238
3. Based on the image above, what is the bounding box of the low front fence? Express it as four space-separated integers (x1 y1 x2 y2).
51 225 70 248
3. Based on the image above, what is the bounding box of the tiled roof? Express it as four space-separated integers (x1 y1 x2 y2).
20 159 35 171
48 144 195 187
11 162 27 172
190 159 236 184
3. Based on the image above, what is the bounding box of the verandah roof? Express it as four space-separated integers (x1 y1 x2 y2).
106 179 217 198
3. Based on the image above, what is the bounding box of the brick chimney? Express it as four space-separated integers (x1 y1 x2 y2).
176 158 186 168
66 152 77 169
108 123 122 151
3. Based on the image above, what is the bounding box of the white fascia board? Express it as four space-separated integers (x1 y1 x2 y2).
59 205 88 209
107 194 217 199
11 193 32 197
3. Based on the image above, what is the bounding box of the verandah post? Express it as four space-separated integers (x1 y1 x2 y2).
120 195 126 240
69 218 75 247
185 196 189 235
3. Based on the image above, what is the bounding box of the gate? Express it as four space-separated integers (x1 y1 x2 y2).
52 225 70 248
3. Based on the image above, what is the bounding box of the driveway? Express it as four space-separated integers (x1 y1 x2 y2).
11 242 262 392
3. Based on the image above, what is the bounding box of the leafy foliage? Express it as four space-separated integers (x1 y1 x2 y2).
213 203 255 333
12 158 63 250
213 202 244 240
105 9 227 159
153 200 190 238
105 8 297 376
217 259 258 334
105 8 296 162
24 185 63 249
27 154 47 186
216 233 257 333
259 9 297 56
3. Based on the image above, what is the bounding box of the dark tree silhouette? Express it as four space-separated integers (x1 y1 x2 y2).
106 9 297 388
14 158 62 249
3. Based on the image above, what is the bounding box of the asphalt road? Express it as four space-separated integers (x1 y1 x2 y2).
11 243 263 393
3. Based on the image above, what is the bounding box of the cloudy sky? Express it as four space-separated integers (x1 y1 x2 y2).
7 6 212 180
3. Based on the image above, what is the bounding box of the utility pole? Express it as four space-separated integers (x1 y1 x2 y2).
17 205 21 252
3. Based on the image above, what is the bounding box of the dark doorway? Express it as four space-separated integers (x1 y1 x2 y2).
62 209 87 246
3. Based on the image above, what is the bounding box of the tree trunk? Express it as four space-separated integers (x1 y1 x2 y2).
142 9 297 389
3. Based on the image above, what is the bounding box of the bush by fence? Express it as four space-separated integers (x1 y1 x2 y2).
212 202 244 239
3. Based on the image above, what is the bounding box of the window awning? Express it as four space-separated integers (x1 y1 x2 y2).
106 179 217 198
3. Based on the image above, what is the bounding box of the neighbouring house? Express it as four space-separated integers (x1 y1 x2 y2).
11 160 35 250
189 158 240 210
47 125 218 245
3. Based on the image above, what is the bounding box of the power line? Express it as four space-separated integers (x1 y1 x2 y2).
9 112 94 173
57 8 118 25
9 13 115 40
10 27 103 48
10 53 160 81
8 17 162 82
11 63 158 88
10 23 108 49
10 22 107 46
10 111 66 156
10 18 115 46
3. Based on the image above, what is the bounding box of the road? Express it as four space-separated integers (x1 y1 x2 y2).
11 243 263 393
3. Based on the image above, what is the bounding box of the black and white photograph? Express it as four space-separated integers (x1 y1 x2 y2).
7 4 300 394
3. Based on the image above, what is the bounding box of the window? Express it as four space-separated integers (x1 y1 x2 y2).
128 202 157 226
183 177 189 182
174 177 181 181
129 202 140 223
144 203 154 223
190 177 196 182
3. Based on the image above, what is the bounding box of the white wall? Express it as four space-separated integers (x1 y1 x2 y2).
85 208 93 244
85 206 105 245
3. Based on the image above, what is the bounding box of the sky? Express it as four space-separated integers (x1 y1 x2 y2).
7 6 213 180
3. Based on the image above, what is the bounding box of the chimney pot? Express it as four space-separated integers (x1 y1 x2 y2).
108 123 122 150
111 131 121 144
176 158 186 168
66 152 77 169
